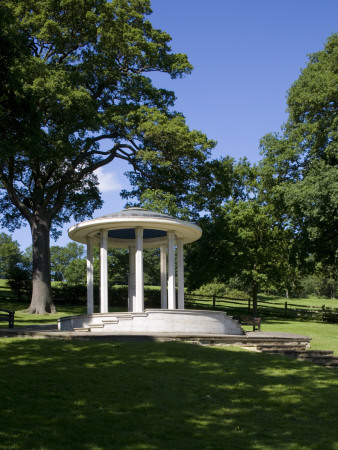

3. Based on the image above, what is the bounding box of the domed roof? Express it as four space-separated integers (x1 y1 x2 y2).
68 208 202 248
99 207 174 220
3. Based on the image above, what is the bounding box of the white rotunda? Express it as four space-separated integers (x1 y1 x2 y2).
58 208 244 335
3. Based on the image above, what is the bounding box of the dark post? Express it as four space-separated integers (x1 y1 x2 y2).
285 301 287 316
248 299 251 313
212 295 216 309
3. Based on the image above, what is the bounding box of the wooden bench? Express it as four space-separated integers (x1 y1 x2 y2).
233 315 261 331
0 309 15 328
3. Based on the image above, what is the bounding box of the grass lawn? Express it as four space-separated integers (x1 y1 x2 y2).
0 339 338 450
1 284 338 448
258 319 338 354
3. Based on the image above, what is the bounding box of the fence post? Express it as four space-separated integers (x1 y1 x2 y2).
212 295 216 309
248 299 250 313
285 301 287 316
322 305 325 312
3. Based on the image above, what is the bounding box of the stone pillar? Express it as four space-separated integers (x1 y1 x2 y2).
100 229 108 313
135 227 144 312
128 245 136 312
160 244 167 309
86 237 94 314
177 238 184 309
167 231 176 309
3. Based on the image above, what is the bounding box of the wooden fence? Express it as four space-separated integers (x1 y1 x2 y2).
185 293 338 320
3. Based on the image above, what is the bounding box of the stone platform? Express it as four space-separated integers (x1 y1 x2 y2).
0 323 311 349
57 309 245 335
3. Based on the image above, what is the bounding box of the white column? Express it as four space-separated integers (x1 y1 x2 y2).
167 231 176 309
177 238 184 309
135 227 144 312
100 229 108 313
128 245 136 312
160 244 167 309
86 237 94 314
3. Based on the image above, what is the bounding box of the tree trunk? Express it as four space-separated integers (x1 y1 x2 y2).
252 282 258 317
27 218 56 314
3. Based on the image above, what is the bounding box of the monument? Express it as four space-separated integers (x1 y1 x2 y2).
58 208 244 335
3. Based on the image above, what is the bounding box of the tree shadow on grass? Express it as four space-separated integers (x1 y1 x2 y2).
0 339 337 449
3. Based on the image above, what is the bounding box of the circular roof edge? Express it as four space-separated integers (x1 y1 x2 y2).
68 208 202 247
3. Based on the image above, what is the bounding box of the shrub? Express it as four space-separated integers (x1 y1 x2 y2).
6 264 31 300
51 283 161 308
322 312 338 323
192 282 249 300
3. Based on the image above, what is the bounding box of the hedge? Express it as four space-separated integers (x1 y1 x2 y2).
51 283 161 308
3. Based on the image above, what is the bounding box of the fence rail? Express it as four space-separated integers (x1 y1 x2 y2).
185 293 338 319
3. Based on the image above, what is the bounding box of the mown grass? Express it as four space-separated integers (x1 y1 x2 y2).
0 339 338 450
1 283 338 448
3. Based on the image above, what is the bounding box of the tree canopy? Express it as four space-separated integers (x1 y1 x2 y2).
0 0 214 313
186 35 338 303
259 34 338 269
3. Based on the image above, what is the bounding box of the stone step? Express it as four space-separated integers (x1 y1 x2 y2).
257 342 308 349
257 345 308 352
256 340 308 346
88 324 105 330
265 350 334 357
260 348 338 368
297 357 338 368
102 319 119 324
73 327 90 332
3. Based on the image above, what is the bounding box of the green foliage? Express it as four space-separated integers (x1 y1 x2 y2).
193 283 249 299
0 232 22 278
0 0 211 313
186 36 337 306
51 282 88 305
63 259 87 284
6 264 32 300
0 233 31 299
50 242 85 281
50 282 160 308
0 0 197 234
186 160 298 313
193 281 229 297
259 34 338 270
322 311 338 323
122 108 216 219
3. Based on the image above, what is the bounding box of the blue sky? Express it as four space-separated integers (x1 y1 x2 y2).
8 0 338 250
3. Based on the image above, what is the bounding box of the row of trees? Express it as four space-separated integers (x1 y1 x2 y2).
123 34 338 312
1 230 334 302
0 0 336 313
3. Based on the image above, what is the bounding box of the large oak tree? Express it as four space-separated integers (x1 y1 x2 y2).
0 0 213 313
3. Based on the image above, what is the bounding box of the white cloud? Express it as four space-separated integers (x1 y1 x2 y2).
95 167 122 192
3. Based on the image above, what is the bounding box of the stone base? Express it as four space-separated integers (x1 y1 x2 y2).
58 309 245 335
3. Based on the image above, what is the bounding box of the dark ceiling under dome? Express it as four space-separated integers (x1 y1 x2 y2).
108 228 167 240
